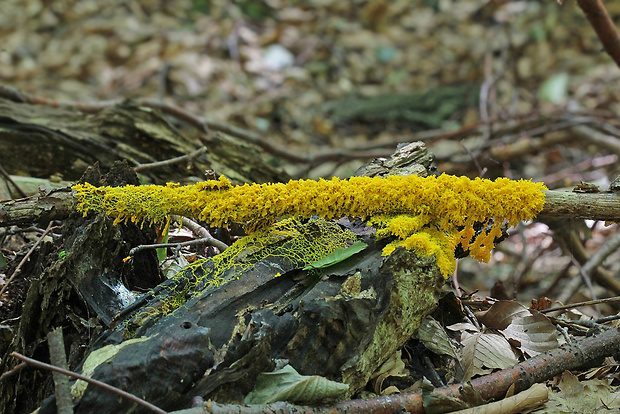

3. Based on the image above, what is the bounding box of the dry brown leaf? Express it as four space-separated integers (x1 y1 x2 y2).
461 332 518 381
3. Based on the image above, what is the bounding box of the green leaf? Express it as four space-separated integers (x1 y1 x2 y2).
303 240 367 270
0 251 6 271
244 364 349 405
156 220 170 263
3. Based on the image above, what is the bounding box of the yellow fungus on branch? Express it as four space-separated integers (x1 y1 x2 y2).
72 174 547 278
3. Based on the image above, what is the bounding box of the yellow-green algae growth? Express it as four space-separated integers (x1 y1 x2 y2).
120 218 359 335
73 174 547 278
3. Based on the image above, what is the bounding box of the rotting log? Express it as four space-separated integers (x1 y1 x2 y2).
30 144 446 414
47 231 443 413
0 97 289 185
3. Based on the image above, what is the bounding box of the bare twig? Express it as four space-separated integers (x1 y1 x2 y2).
128 215 229 257
568 256 599 315
581 226 620 276
0 162 27 198
0 362 26 381
540 296 620 314
550 225 620 298
173 215 228 251
561 230 620 305
134 147 208 172
128 237 223 257
459 140 486 177
571 125 620 154
10 352 167 414
542 154 618 186
0 222 56 297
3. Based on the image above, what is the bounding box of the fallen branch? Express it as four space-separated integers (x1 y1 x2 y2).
134 147 208 172
3 184 620 227
539 295 620 314
47 328 73 414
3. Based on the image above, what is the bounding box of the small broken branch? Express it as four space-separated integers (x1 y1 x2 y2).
134 147 208 172
47 328 73 414
540 295 620 314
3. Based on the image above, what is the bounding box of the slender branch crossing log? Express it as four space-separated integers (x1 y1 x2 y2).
539 190 620 221
2 188 620 227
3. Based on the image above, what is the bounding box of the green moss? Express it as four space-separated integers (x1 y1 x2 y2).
341 248 441 392
120 218 359 336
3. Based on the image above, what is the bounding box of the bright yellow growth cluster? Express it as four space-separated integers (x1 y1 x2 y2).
73 174 547 278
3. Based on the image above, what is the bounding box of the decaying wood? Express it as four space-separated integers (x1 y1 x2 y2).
52 236 443 413
0 162 162 414
0 97 203 182
0 97 289 185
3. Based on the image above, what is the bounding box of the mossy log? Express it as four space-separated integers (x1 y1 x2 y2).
40 219 443 413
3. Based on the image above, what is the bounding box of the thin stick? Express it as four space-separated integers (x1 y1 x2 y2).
134 147 207 172
0 362 26 381
0 162 27 198
128 237 223 257
540 296 620 314
576 0 620 69
174 215 228 251
0 222 55 297
10 352 167 414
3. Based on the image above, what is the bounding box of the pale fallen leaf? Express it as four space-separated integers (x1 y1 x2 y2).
461 332 518 381
451 383 548 414
244 364 349 405
502 312 558 357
